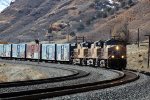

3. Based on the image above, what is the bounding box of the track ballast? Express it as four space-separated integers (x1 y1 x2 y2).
0 60 139 100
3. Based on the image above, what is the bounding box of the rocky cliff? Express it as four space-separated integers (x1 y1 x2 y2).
0 0 149 43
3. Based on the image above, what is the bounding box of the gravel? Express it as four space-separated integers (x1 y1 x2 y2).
0 60 121 95
45 73 150 100
0 62 74 83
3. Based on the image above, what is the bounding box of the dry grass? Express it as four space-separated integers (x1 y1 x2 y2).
127 42 150 72
0 63 48 83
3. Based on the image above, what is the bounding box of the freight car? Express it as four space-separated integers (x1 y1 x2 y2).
56 43 76 63
0 44 12 58
41 44 56 62
0 38 127 70
26 44 41 60
12 44 26 59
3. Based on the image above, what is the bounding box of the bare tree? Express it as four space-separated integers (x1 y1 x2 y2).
112 18 129 42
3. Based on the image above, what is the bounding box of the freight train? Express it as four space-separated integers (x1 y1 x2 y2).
0 38 127 70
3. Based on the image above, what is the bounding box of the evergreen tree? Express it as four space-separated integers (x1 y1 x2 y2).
128 0 133 5
121 1 126 8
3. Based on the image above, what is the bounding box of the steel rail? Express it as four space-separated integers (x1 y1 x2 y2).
0 71 139 100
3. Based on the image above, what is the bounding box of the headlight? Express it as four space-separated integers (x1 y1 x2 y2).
121 55 125 58
111 55 115 58
116 46 119 51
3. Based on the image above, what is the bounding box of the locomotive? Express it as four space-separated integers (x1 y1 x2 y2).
0 38 127 70
73 39 127 69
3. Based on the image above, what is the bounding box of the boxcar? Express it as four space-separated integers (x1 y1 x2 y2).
12 44 26 59
26 44 40 60
0 44 12 58
41 44 56 61
56 44 76 63
0 44 3 58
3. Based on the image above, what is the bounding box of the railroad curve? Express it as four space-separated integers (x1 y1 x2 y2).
0 60 139 100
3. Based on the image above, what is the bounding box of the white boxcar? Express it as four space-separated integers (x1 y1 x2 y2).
12 44 26 58
2 44 12 57
41 44 56 60
56 44 71 61
0 44 4 57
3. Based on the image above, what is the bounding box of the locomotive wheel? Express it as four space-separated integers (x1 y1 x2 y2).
79 59 83 66
80 59 87 66
92 59 96 67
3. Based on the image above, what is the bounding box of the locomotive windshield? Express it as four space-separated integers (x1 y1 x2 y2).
105 39 126 45
95 41 104 48
81 42 92 48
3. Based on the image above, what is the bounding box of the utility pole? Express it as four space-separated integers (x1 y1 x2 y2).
37 32 40 64
110 29 112 39
47 35 53 43
145 35 150 68
45 30 53 43
67 23 70 43
127 30 130 44
67 33 69 43
137 28 140 48
75 36 86 43
76 36 77 44
83 36 85 42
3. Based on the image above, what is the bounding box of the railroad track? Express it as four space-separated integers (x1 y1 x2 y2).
0 60 139 100
0 70 139 100
0 68 89 88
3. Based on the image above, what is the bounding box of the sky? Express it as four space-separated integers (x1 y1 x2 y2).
0 0 12 12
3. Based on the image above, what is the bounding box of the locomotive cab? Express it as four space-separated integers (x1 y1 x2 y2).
87 40 104 66
73 42 92 65
105 39 127 70
79 42 91 58
91 40 104 58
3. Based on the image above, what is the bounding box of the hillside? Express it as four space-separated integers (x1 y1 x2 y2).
0 0 149 43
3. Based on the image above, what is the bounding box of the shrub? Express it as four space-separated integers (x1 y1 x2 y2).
121 1 126 8
70 31 76 36
77 23 85 31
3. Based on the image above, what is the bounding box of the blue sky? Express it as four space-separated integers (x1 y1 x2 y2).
0 0 12 12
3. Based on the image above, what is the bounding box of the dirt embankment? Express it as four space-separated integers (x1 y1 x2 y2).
127 42 150 72
0 63 48 83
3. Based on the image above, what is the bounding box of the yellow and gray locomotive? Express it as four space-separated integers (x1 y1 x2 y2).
73 38 127 70
73 42 92 65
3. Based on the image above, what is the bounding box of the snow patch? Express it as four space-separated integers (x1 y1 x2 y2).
108 0 114 4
